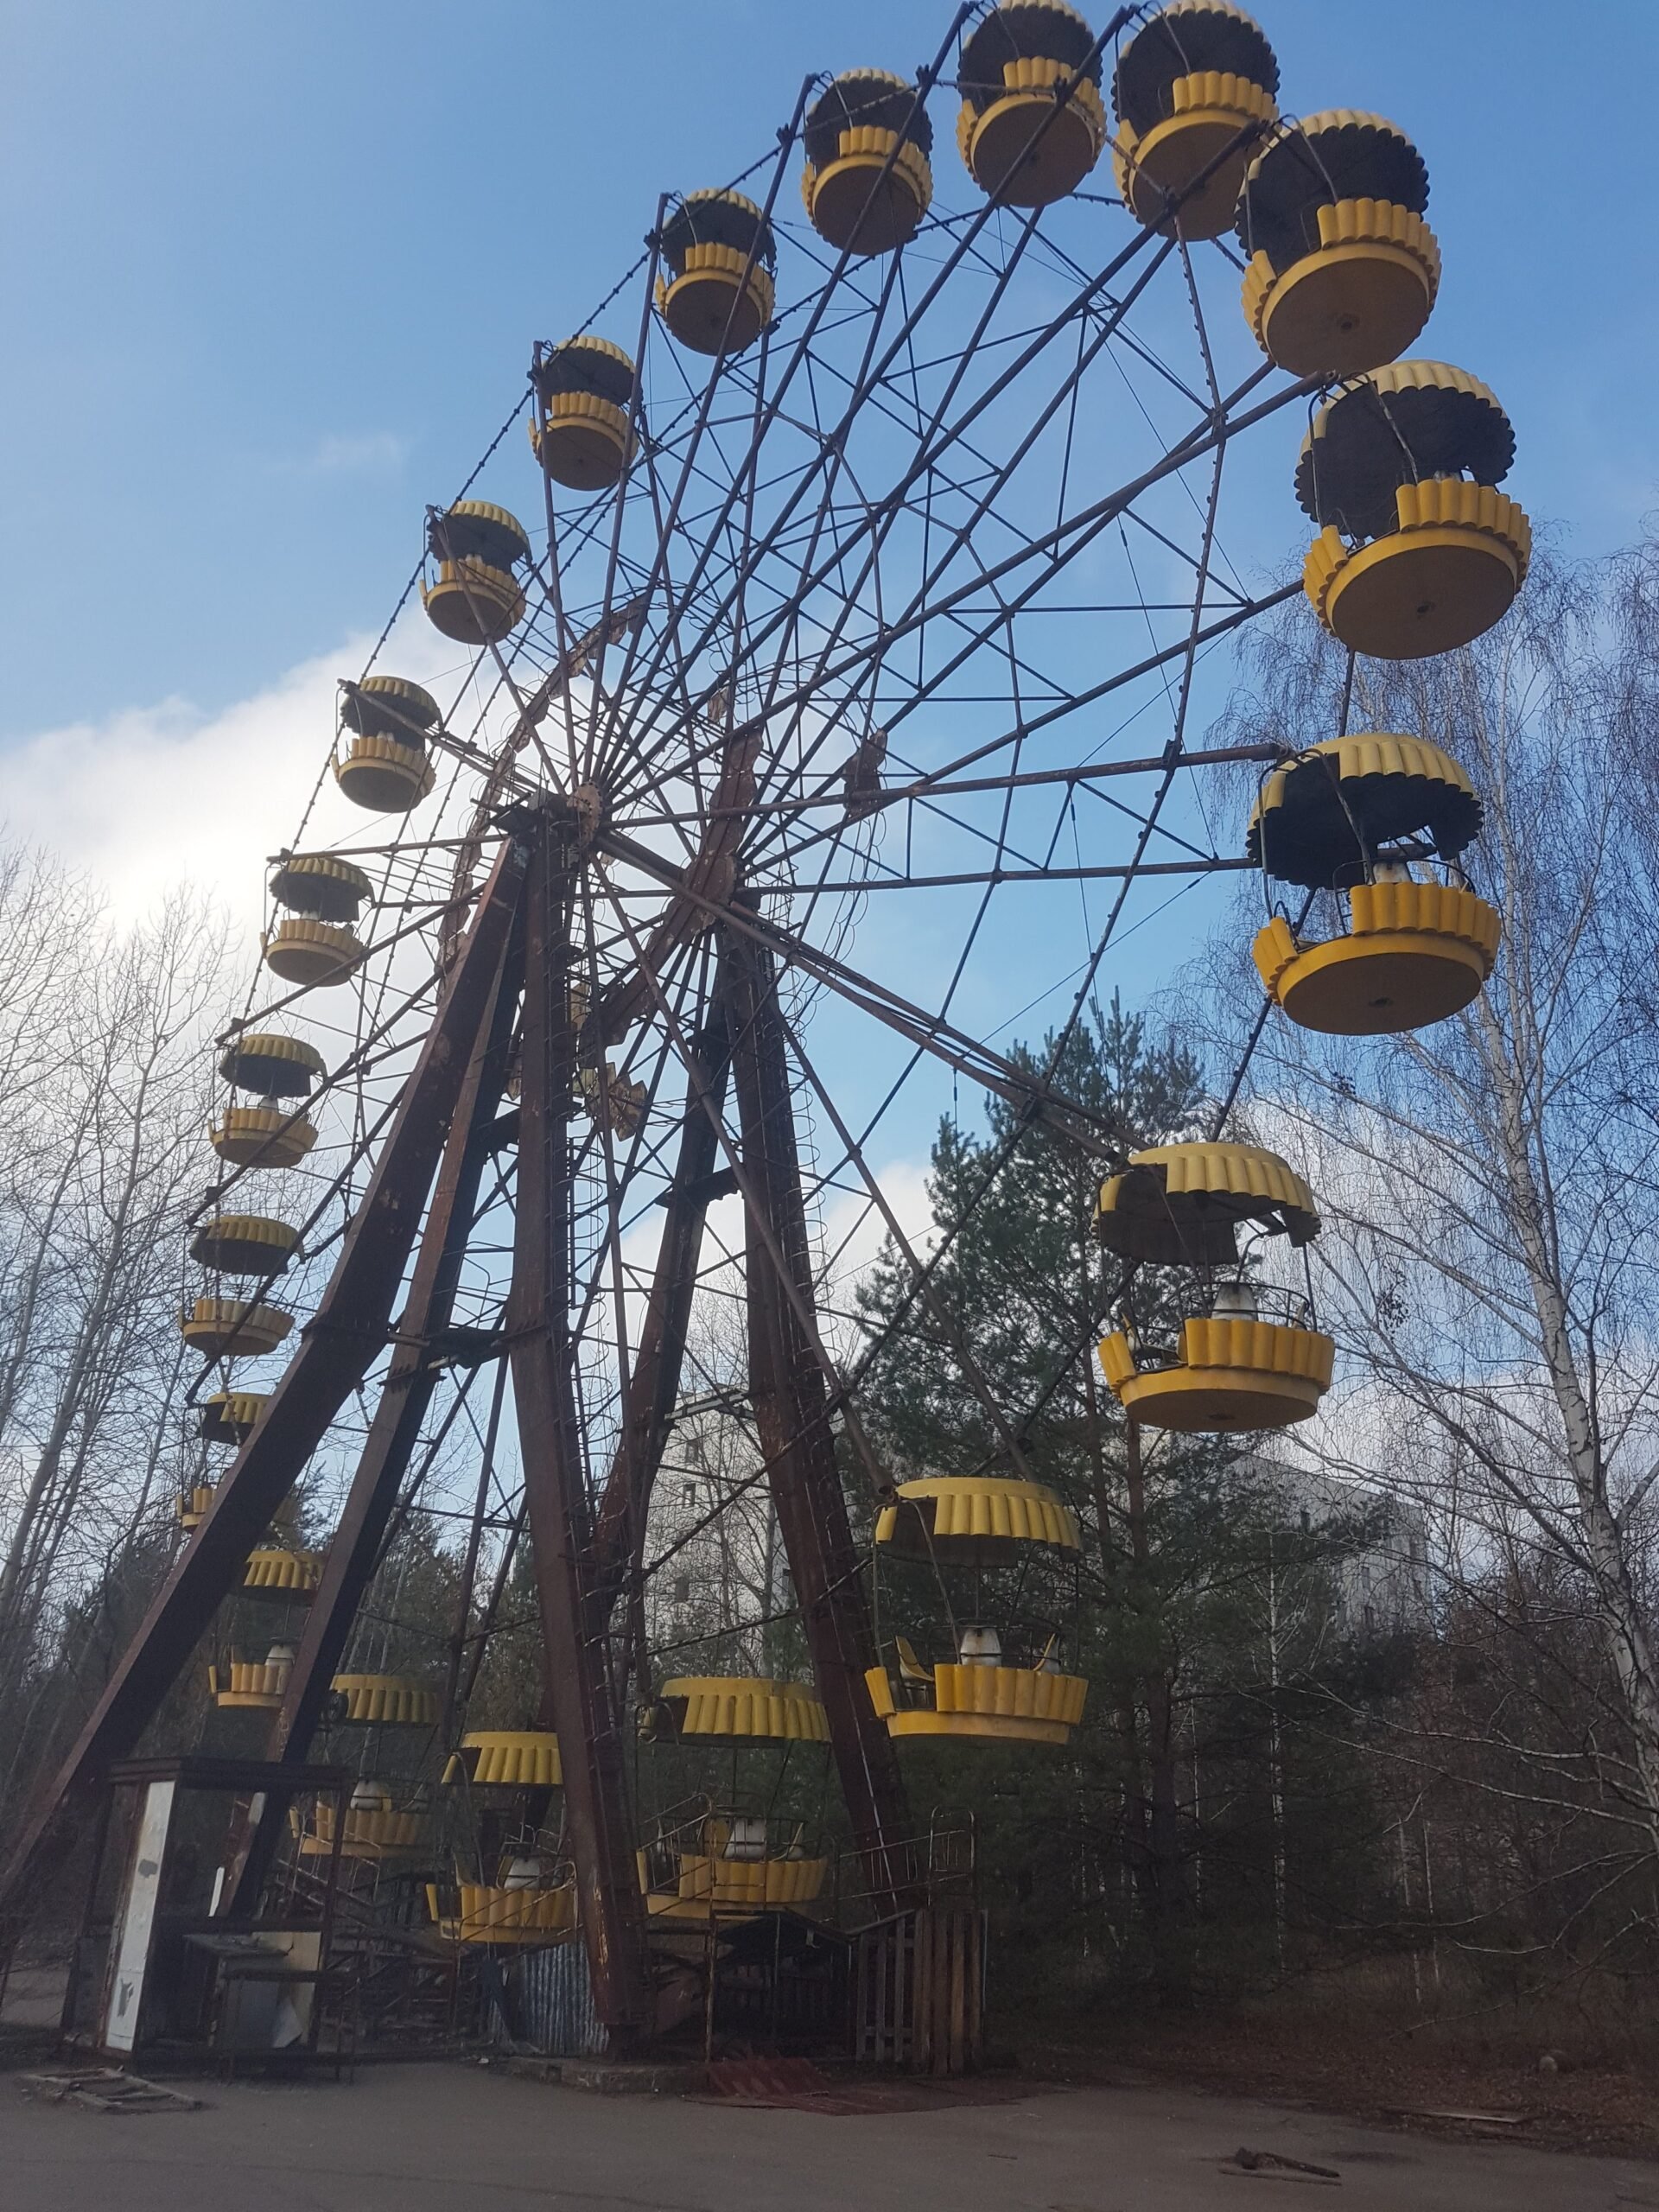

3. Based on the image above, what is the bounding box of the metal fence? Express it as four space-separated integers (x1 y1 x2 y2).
502 1941 607 2058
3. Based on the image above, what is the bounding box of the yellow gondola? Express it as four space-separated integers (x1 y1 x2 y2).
198 1390 269 1446
657 191 776 356
188 1215 300 1275
334 733 437 814
427 1859 578 1943
209 1643 295 1710
218 1033 324 1099
443 1730 563 1789
651 1675 830 1745
641 1817 829 1916
176 1482 215 1529
242 1547 325 1600
1094 1143 1334 1433
803 70 933 254
340 675 441 747
866 1475 1088 1746
268 854 372 926
179 1295 293 1360
1248 736 1502 1033
1299 362 1530 659
420 500 530 645
336 675 442 808
325 1674 439 1727
1237 111 1439 377
209 1105 317 1169
296 1780 429 1863
637 1675 831 1916
1112 0 1277 238
262 918 365 988
957 0 1105 207
531 336 638 491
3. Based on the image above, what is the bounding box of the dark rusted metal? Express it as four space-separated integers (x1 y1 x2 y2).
219 895 524 1915
589 1010 732 1623
507 803 653 2044
720 913 912 1892
0 835 530 1955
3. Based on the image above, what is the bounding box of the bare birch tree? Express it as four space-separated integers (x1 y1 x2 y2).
1217 540 1659 1915
0 854 229 1810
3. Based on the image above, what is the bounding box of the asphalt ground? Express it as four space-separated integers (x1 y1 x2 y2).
8 2056 1655 2211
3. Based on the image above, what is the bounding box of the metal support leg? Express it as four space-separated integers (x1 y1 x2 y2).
221 906 524 1915
720 921 912 1890
507 804 654 2046
0 835 530 1952
589 1011 733 1624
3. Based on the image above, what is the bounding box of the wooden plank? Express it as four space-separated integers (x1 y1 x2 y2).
948 1910 966 2076
912 1909 931 2074
967 1910 984 2069
899 1922 910 2063
21 2069 201 2113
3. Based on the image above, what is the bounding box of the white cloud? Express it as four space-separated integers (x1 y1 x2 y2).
1 617 464 930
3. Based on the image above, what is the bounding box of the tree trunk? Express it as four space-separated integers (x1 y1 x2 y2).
1480 994 1659 1847
1123 1415 1191 2000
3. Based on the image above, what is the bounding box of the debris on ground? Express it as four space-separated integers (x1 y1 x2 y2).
1226 2145 1341 2183
1395 2107 1523 2128
18 2068 202 2114
700 2056 1036 2117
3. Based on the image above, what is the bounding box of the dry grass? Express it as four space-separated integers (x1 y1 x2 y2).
1009 1958 1659 2158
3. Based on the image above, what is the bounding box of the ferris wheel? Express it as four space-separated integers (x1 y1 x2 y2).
3 0 1527 2046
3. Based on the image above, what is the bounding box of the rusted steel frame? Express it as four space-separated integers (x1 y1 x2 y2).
443 596 648 928
591 873 890 1494
620 742 1285 831
593 726 760 1044
439 1355 512 1749
719 918 912 1890
608 6 1125 786
0 835 529 1946
577 201 672 786
219 910 524 1915
456 1491 529 1712
568 857 644 1714
531 344 590 789
700 227 1182 857
507 804 653 2044
264 921 521 1759
767 986 1037 1484
596 824 1131 1155
762 375 1303 766
755 584 1302 887
593 50 923 785
624 370 1303 831
588 1008 733 1619
852 442 1238 1395
611 855 1258 896
625 109 1007 799
1030 402 1233 1091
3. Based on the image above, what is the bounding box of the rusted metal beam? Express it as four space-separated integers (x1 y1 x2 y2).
720 916 912 1885
0 835 530 1955
507 803 654 2046
589 1011 732 1626
219 895 524 1915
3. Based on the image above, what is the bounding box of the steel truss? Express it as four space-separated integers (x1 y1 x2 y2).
0 17 1316 2037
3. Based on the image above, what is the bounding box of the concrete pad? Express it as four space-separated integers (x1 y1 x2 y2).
7 2058 1654 2211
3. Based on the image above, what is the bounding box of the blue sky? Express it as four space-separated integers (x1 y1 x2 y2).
3 0 1655 749
3 0 1654 1477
